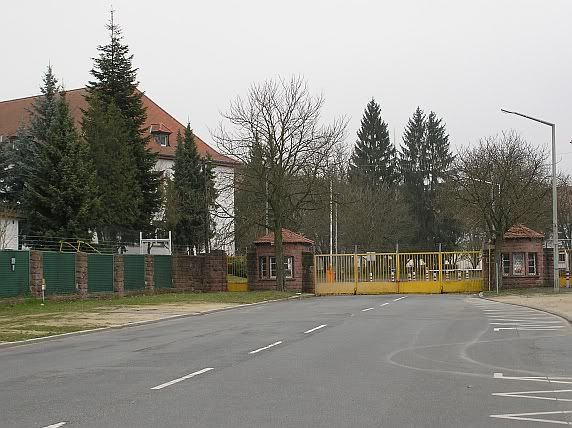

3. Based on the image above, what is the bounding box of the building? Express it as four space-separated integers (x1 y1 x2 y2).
0 88 237 254
0 209 21 250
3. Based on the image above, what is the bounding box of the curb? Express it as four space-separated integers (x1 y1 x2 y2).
0 293 315 350
478 292 572 325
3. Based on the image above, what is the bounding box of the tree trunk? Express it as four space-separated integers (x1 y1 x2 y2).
494 235 504 291
274 220 285 292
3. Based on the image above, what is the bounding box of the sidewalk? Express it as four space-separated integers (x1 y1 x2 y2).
486 289 572 322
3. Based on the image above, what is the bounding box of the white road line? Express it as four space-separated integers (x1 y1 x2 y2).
494 373 572 383
490 410 572 425
494 326 565 331
361 307 374 312
304 324 327 334
490 322 562 326
490 318 560 322
42 423 67 428
393 296 406 302
379 303 390 307
151 367 214 390
249 341 283 354
492 389 572 402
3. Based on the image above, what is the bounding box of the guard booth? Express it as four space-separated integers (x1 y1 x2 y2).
247 228 314 292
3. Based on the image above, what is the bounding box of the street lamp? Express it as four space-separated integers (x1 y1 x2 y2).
500 109 558 292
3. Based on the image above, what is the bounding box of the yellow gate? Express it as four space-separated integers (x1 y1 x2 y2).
315 251 483 295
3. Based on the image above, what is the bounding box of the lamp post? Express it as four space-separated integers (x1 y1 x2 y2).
501 109 559 292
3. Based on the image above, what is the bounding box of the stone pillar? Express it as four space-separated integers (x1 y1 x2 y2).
204 250 227 292
246 249 257 291
75 252 88 298
29 250 43 298
302 252 315 293
114 255 125 296
145 255 154 292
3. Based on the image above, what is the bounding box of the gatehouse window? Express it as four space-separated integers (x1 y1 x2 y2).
528 253 537 275
269 256 293 279
512 252 525 276
502 253 510 276
259 257 267 279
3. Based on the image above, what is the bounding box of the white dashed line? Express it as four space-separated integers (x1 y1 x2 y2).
393 296 407 302
151 367 214 390
379 303 390 307
249 341 283 354
42 423 67 428
304 324 327 334
361 307 374 312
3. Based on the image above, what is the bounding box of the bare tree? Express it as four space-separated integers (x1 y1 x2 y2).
214 76 347 290
452 131 551 288
558 173 572 245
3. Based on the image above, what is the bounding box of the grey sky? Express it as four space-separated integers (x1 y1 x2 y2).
3 0 571 170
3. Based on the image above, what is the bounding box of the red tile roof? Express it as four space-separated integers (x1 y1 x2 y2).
254 228 314 245
0 88 237 167
504 224 544 239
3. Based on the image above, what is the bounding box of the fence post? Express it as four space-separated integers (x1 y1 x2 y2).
396 245 400 293
353 251 358 295
438 246 443 293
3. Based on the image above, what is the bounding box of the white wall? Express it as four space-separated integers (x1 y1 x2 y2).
155 158 236 255
0 218 19 250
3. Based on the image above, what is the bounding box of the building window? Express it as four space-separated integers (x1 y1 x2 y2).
512 252 525 276
528 253 537 275
154 133 169 147
259 257 267 279
270 256 293 279
502 253 510 276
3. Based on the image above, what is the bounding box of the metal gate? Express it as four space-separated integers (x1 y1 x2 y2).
124 255 145 291
88 254 114 293
0 250 30 298
153 255 172 289
43 252 76 295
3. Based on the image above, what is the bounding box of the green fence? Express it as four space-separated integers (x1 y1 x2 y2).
88 254 114 293
153 255 172 289
124 255 145 291
43 252 76 295
0 250 30 298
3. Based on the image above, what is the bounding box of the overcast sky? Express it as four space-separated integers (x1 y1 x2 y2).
3 0 571 170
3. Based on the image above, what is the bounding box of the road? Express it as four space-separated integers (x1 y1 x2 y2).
1 295 572 427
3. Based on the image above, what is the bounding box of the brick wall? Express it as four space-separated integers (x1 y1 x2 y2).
302 252 315 293
114 255 125 295
76 252 88 298
145 255 154 291
29 250 43 297
172 252 227 292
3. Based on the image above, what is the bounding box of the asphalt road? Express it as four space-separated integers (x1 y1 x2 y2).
2 295 572 427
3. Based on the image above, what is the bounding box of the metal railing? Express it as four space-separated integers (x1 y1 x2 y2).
227 255 247 281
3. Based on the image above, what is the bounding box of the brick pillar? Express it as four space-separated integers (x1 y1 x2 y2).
545 248 555 287
247 249 257 291
204 250 227 292
145 255 154 292
302 252 315 293
76 252 88 298
29 250 43 298
114 255 125 296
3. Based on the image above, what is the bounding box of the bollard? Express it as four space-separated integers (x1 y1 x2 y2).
433 271 437 281
408 272 411 281
465 269 470 280
391 269 395 282
425 271 429 281
412 271 416 281
457 270 462 280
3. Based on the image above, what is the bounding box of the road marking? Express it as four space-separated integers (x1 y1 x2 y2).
493 389 572 402
304 324 327 334
249 341 283 354
151 367 214 390
490 322 562 326
379 303 390 307
361 307 374 312
43 423 67 428
490 318 559 322
494 372 572 385
494 326 565 331
490 410 572 425
393 296 406 302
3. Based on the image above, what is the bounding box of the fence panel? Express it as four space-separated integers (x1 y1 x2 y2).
88 254 114 293
43 252 76 295
154 255 172 289
227 256 248 291
0 250 30 298
124 255 145 291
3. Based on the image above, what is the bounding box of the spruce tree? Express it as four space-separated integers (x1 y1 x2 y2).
82 94 141 241
171 126 216 253
424 111 454 192
25 88 100 238
349 98 397 186
84 11 161 235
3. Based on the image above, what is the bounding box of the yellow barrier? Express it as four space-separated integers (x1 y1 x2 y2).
315 251 483 295
228 282 249 292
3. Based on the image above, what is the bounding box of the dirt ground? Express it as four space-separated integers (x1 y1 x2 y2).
489 293 572 321
0 303 240 342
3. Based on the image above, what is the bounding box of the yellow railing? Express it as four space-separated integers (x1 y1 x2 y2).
315 251 483 295
227 255 248 291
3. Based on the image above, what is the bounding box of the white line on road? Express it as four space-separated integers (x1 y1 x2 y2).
393 296 407 302
249 341 283 354
490 322 562 326
361 307 374 312
151 367 214 390
42 423 67 428
494 373 572 384
494 326 565 331
490 410 572 425
379 303 390 307
304 324 327 334
492 389 572 402
490 318 560 322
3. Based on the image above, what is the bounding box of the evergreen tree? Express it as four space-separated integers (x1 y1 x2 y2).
424 111 454 192
171 126 217 253
25 88 100 238
82 94 141 241
349 98 397 186
84 11 161 234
